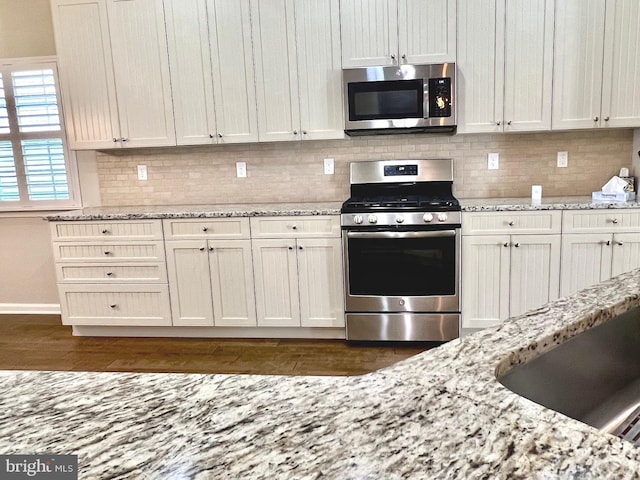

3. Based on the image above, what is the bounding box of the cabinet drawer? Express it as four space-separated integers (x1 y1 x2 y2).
58 284 172 326
56 263 167 284
562 209 640 233
462 211 562 235
53 241 165 262
50 220 163 241
163 218 250 239
250 216 340 238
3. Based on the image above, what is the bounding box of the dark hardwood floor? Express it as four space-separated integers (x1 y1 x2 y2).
0 315 435 376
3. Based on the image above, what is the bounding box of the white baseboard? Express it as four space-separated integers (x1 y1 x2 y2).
0 303 61 315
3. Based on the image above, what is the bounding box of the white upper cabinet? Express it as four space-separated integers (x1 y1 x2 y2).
164 0 259 145
457 0 554 133
340 0 456 67
553 0 640 129
251 0 344 142
51 0 176 149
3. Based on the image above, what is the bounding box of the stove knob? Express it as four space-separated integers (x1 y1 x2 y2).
437 213 448 222
396 215 405 224
423 213 434 223
368 214 378 224
353 215 364 225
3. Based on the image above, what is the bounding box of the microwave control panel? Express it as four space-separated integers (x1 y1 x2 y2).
428 78 452 118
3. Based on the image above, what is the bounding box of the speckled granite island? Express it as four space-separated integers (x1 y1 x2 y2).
2 269 640 478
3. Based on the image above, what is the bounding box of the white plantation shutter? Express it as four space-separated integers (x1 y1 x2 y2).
0 59 80 210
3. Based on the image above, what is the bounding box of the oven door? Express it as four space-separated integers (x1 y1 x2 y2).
344 228 460 313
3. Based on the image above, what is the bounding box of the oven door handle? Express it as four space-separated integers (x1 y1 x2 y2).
346 230 456 239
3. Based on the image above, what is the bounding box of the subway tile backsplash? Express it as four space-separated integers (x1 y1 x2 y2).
97 129 633 206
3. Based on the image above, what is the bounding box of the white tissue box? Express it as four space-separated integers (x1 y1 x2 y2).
592 191 636 202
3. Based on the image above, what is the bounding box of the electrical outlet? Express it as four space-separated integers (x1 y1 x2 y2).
137 165 147 181
324 158 334 175
488 153 499 170
236 162 247 178
557 151 568 168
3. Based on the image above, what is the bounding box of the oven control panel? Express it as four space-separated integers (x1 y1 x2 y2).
383 164 418 176
341 211 461 227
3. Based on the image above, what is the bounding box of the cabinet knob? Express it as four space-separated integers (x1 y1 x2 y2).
593 116 599 122
292 225 297 230
496 121 501 126
121 137 128 142
611 218 619 224
503 242 509 247
508 221 514 226
202 226 209 232
288 246 294 250
106 272 113 277
507 121 512 126
293 130 298 135
112 137 118 143
199 247 206 251
299 245 303 250
617 241 624 246
514 243 520 248
209 134 214 139
101 229 109 234
390 54 396 60
208 246 214 251
401 54 407 62
604 116 610 122
109 304 117 309
103 250 111 255
302 130 307 135
605 240 611 246
218 133 223 138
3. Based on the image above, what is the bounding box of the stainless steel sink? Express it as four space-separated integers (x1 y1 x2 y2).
498 307 640 446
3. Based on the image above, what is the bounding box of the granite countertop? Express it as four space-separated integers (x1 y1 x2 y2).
2 271 640 478
43 202 343 221
460 196 640 212
43 197 640 221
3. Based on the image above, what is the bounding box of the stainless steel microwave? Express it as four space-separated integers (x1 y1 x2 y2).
343 63 456 136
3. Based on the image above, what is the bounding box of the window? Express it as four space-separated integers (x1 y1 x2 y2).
0 58 80 211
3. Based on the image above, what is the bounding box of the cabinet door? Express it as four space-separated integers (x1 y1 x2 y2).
164 0 217 145
295 0 344 140
251 0 300 142
107 0 176 147
50 0 120 149
165 240 215 326
208 0 259 143
397 0 456 64
340 0 398 67
509 234 560 318
560 234 612 297
461 235 510 329
552 0 606 130
601 0 640 128
456 0 505 133
611 233 640 277
208 240 257 327
252 239 300 327
503 0 554 131
297 238 344 328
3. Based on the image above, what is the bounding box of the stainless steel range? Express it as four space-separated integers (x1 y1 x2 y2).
341 159 460 342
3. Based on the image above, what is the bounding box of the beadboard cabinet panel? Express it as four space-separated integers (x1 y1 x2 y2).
398 0 456 64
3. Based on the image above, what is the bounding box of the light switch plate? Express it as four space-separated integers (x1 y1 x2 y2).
488 153 499 170
532 185 542 204
236 162 247 178
324 158 334 175
557 151 568 168
137 165 147 181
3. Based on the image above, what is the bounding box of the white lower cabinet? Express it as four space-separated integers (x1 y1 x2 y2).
560 210 640 296
461 211 561 329
165 239 256 327
251 217 344 328
163 219 256 327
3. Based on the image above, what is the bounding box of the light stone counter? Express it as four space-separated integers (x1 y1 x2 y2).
461 196 640 211
43 202 343 221
2 269 640 478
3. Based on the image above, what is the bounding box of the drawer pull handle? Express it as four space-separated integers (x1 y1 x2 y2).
617 241 624 246
611 219 619 224
109 304 117 309
101 229 109 234
514 243 520 248
202 226 209 232
288 246 294 250
199 247 206 251
106 272 113 277
508 221 514 226
605 240 611 246
104 251 111 255
503 242 509 247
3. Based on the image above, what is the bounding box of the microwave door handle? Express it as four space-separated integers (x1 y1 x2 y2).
346 230 456 240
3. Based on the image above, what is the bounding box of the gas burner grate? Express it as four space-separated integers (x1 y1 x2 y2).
611 405 640 446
